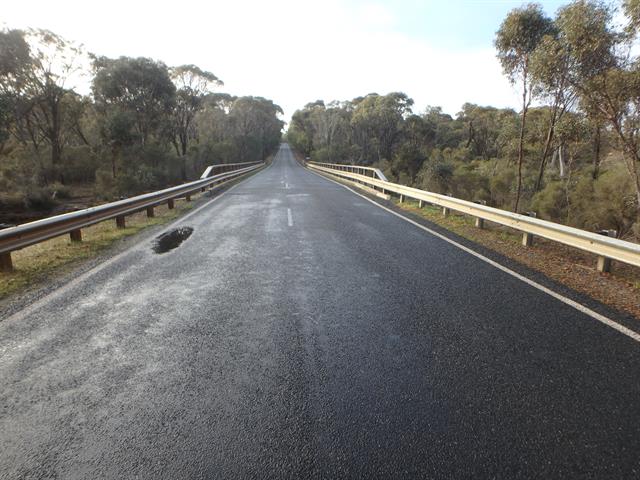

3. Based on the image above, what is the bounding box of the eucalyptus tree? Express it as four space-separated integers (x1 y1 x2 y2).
170 65 222 179
0 29 30 154
495 3 554 211
555 0 640 220
92 56 176 147
0 29 87 178
350 92 413 163
228 96 283 161
458 104 517 162
288 101 323 156
530 30 577 191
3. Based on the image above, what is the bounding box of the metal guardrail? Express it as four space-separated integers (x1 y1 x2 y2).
200 161 262 179
309 161 388 181
0 162 264 271
307 161 640 272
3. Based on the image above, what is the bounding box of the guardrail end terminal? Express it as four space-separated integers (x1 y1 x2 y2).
69 229 82 243
146 207 155 218
116 216 126 229
0 252 13 272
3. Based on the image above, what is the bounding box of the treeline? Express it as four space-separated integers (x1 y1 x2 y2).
0 28 283 217
288 0 640 241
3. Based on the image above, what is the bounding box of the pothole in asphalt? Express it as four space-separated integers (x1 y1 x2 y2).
152 226 194 254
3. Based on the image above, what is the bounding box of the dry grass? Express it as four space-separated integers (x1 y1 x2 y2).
397 199 640 320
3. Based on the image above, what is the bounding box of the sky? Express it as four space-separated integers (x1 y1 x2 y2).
2 0 568 124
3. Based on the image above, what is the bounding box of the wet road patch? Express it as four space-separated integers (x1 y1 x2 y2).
152 227 194 254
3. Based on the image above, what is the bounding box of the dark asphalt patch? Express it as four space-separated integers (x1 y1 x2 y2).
152 227 194 254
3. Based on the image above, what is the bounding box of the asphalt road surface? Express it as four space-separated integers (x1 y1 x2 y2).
1 144 639 479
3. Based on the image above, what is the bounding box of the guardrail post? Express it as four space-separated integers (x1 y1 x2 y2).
473 200 487 229
146 207 155 218
168 199 175 209
116 215 126 229
418 200 423 208
69 229 82 242
442 194 451 217
596 229 617 273
521 212 537 246
185 194 192 202
399 194 404 203
0 252 13 272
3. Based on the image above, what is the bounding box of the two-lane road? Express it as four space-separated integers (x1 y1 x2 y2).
1 144 639 478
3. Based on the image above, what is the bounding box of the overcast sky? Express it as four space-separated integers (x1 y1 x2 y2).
3 0 567 123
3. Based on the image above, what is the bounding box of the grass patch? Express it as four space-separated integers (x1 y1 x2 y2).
399 199 520 245
0 199 194 300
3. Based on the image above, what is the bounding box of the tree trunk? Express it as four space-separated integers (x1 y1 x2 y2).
592 123 601 180
534 124 555 192
514 75 529 213
534 99 563 193
111 145 118 179
180 132 188 156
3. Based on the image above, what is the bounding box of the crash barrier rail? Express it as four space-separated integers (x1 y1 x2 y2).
307 161 640 273
308 161 388 182
200 161 262 179
0 162 264 271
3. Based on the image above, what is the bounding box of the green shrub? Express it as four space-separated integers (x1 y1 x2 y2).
531 181 569 222
451 163 490 201
489 166 516 208
417 158 454 194
583 167 638 236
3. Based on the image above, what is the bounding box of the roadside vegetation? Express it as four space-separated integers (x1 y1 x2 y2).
287 0 640 245
0 29 283 224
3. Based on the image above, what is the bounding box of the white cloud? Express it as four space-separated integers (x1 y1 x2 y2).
2 0 521 122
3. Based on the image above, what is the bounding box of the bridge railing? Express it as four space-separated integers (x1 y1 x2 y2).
308 161 388 182
307 161 640 272
200 161 262 179
0 162 264 271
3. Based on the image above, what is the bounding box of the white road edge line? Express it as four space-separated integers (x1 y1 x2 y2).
308 169 640 344
287 208 293 227
2 162 274 325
